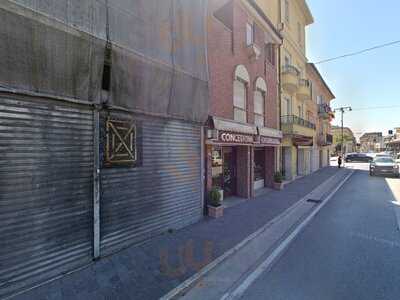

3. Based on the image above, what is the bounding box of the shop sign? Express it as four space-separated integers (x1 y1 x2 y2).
259 136 281 146
219 131 254 144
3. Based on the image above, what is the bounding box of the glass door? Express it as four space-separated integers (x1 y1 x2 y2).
223 148 236 197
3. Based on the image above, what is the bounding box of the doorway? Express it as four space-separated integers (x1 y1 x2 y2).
223 147 237 197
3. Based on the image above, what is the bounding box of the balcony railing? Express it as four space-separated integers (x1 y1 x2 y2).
281 115 316 130
282 65 300 76
299 78 311 87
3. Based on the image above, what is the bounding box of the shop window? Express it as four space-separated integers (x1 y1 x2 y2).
254 149 265 182
211 148 223 189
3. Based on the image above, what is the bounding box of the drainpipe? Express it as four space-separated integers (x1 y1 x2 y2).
277 0 283 173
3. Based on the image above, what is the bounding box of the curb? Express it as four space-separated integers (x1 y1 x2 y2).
222 169 355 300
160 169 352 300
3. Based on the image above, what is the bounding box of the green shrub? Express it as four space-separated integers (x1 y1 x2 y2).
208 187 222 207
273 172 284 183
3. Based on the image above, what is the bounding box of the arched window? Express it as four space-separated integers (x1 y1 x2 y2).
254 77 267 127
233 65 250 123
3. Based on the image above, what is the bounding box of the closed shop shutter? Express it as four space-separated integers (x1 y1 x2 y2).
0 94 94 298
100 112 202 255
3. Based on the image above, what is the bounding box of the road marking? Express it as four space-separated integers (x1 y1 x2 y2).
160 171 346 300
221 170 355 300
349 232 400 248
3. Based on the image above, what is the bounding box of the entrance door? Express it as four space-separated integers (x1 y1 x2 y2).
223 148 236 197
254 148 265 190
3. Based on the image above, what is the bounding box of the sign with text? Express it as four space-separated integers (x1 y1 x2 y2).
259 136 281 146
218 131 255 144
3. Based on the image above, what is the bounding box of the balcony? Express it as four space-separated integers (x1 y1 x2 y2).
281 65 300 94
297 79 312 101
281 115 316 138
318 104 335 120
318 133 333 146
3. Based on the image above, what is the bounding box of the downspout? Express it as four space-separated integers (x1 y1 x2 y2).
277 0 283 172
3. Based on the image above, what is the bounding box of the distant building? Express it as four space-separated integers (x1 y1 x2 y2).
384 128 400 153
331 126 356 154
359 132 384 153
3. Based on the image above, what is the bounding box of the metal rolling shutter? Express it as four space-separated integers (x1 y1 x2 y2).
0 94 94 298
100 112 202 255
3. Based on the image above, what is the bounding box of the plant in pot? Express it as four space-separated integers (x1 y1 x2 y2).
207 187 223 218
273 172 285 190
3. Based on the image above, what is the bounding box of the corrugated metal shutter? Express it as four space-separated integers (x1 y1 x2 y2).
100 112 202 255
0 94 94 298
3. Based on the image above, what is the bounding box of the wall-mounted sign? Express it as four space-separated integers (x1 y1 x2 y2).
259 136 281 146
105 119 137 166
218 131 254 144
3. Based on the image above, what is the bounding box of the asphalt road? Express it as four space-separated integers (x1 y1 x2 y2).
240 162 400 300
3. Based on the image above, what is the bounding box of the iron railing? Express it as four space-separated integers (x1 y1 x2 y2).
281 115 316 130
282 65 300 76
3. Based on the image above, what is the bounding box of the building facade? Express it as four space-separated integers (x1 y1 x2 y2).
331 126 357 154
0 1 209 297
257 0 315 179
307 63 335 169
206 0 283 200
360 132 384 153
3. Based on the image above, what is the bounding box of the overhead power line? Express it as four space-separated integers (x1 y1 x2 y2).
314 39 400 64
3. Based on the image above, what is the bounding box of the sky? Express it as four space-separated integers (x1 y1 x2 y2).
306 0 400 140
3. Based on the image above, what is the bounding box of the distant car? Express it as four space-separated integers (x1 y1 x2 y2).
396 153 400 164
370 157 399 177
345 153 372 163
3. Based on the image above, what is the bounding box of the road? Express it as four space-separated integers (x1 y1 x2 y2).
240 162 400 300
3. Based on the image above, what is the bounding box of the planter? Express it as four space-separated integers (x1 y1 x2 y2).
207 205 224 218
273 182 284 190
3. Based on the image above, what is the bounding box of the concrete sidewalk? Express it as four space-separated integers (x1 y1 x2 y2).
13 167 341 300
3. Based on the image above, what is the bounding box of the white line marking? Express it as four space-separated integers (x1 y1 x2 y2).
221 170 355 300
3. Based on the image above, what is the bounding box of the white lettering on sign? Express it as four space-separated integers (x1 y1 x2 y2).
260 136 280 145
220 132 254 144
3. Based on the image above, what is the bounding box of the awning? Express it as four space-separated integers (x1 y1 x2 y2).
212 117 257 135
292 134 313 147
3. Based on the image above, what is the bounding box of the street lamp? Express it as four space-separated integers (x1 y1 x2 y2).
334 106 352 156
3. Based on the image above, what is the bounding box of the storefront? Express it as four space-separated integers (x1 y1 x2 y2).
293 135 314 176
205 117 282 202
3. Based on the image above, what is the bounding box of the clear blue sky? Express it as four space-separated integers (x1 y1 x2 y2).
306 0 400 139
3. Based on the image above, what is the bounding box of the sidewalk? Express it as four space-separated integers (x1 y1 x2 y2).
14 167 341 300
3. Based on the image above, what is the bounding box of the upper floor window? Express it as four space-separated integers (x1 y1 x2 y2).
233 65 250 123
297 22 302 45
317 95 324 105
254 78 268 127
285 0 290 23
246 22 254 46
266 44 275 66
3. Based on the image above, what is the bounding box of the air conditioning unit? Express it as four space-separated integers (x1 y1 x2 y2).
247 44 261 60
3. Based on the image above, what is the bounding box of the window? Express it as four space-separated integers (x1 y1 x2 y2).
246 22 254 46
282 97 290 116
297 22 302 45
254 90 265 127
285 0 290 23
234 79 247 123
254 77 267 127
234 65 250 123
317 95 323 105
266 44 275 65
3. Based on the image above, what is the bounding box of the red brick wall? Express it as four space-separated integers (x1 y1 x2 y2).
207 0 279 129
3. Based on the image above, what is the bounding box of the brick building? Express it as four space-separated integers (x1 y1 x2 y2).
205 0 282 201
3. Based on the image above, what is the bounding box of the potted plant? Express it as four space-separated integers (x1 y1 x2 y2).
273 172 285 190
207 187 223 218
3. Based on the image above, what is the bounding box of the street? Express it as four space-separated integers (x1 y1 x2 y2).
240 162 400 300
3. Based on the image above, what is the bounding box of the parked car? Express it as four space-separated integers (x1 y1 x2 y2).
345 153 372 163
370 157 399 177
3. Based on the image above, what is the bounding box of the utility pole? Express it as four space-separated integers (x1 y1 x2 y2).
334 106 352 156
